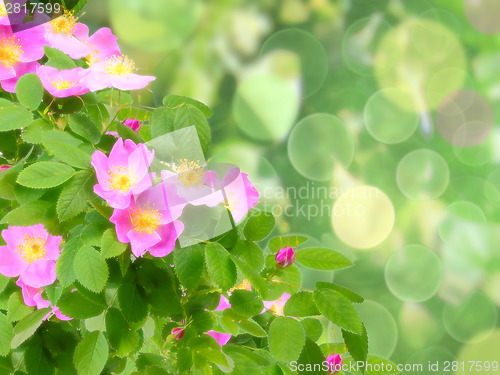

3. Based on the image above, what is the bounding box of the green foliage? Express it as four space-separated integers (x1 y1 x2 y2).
43 139 92 169
228 289 264 317
294 247 353 270
11 308 51 349
7 292 33 323
56 169 95 221
73 331 109 375
44 46 77 70
0 101 33 132
205 242 237 291
173 104 211 154
0 313 14 356
100 229 128 259
296 337 326 375
267 235 309 252
17 161 75 188
343 324 369 364
118 282 149 323
243 210 276 241
73 245 109 293
56 236 82 287
313 288 363 334
106 308 140 357
283 291 320 317
25 346 54 375
269 316 305 362
57 289 106 319
67 113 101 144
16 73 43 111
173 244 204 288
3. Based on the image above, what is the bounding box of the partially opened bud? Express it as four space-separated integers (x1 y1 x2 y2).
123 119 141 133
171 327 185 340
275 247 295 267
326 354 343 374
0 165 11 171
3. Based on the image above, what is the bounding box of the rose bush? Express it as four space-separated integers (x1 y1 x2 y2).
0 1 385 374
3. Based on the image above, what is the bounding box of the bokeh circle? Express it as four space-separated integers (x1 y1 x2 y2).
464 0 500 34
331 186 395 249
288 114 355 181
385 244 443 302
396 149 450 201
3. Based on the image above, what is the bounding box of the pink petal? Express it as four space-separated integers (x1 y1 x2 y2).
22 259 56 288
45 32 90 59
127 229 161 258
109 74 155 90
207 331 231 346
148 221 184 257
110 207 133 243
213 295 231 312
91 150 111 187
17 25 45 62
93 184 131 210
43 234 62 261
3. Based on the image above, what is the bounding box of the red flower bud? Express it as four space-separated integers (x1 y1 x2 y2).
0 165 11 171
171 327 185 340
275 247 295 268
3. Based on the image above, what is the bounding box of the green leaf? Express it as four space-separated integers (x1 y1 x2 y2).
295 247 353 270
229 290 264 318
0 313 14 356
44 46 77 70
283 291 320 317
56 237 83 287
315 282 364 303
342 324 368 365
268 235 309 252
16 73 43 110
173 104 211 154
17 162 75 189
7 292 33 323
11 308 51 349
296 337 326 375
57 169 94 221
73 331 109 375
43 140 92 169
232 240 264 271
301 317 323 341
106 308 140 357
223 345 270 366
313 289 362 334
116 122 143 144
43 129 82 147
151 107 175 139
74 245 109 293
100 229 127 259
174 244 204 289
0 201 51 226
230 255 268 300
269 316 305 362
343 355 400 375
57 289 106 319
25 346 54 375
163 95 213 118
205 243 237 291
191 310 215 333
22 119 53 144
118 282 148 323
0 102 33 132
67 113 101 144
243 211 275 241
235 318 267 338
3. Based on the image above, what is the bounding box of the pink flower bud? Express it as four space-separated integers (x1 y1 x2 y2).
0 165 11 171
326 354 343 374
171 327 185 340
123 119 141 134
275 247 295 267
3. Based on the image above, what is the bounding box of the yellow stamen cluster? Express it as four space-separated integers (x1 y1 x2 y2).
170 159 204 187
270 297 285 316
0 36 23 68
50 10 77 34
0 3 7 17
104 55 135 76
52 80 76 90
85 48 100 66
224 191 237 211
231 279 252 291
108 166 138 193
130 206 162 234
16 234 46 264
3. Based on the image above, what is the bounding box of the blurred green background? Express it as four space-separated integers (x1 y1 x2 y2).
81 0 500 373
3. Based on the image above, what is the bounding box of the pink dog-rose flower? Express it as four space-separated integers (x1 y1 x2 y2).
326 354 343 374
171 327 185 340
37 65 89 98
206 331 231 346
110 183 184 258
91 138 155 209
263 293 291 316
0 24 45 80
16 278 71 321
0 61 39 93
0 224 61 288
72 24 121 66
81 54 155 91
275 247 295 268
44 10 90 59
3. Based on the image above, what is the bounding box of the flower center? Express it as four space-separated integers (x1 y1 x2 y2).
52 80 76 90
104 55 135 76
85 48 100 66
224 191 237 211
0 36 23 68
16 234 46 264
108 166 138 193
50 10 77 34
171 159 204 187
231 279 252 291
130 207 162 234
270 298 285 316
0 4 7 17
